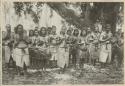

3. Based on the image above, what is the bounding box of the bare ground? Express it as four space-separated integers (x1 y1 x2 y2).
2 63 124 85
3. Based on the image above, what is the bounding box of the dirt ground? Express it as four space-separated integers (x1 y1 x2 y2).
2 62 124 85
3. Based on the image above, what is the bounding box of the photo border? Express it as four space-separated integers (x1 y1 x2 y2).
0 0 124 86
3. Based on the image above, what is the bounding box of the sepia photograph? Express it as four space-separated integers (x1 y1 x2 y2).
1 1 124 85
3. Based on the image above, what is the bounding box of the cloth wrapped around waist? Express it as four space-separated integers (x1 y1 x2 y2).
16 42 28 49
49 46 58 53
13 47 29 56
29 47 51 60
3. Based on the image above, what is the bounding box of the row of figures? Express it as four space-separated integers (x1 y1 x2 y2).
2 24 123 75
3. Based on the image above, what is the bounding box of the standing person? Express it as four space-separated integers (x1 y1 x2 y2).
49 25 58 68
95 19 102 33
39 27 50 71
46 27 52 68
112 29 124 68
66 29 73 67
29 30 34 39
32 29 41 47
28 30 34 45
78 29 88 68
47 27 52 36
86 27 93 64
2 24 14 68
57 28 69 73
13 24 30 75
87 26 100 66
46 27 53 48
46 27 52 46
30 29 41 70
68 26 74 34
99 24 112 68
119 32 124 67
28 30 34 68
71 29 80 68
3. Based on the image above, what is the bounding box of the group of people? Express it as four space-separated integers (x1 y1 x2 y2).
2 22 123 76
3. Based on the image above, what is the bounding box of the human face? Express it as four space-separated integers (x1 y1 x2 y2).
52 26 56 34
29 30 34 36
47 27 52 35
95 25 99 32
34 31 39 36
69 27 73 32
67 30 72 36
41 28 46 35
17 25 23 34
61 28 66 35
74 30 79 36
60 30 65 35
81 30 86 36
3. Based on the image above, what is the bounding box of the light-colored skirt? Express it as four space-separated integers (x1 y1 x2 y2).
13 48 30 68
50 46 58 60
57 48 69 68
99 44 112 63
4 46 11 63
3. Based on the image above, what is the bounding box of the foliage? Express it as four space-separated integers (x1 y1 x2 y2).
13 2 123 32
13 2 44 24
47 2 90 29
13 2 24 17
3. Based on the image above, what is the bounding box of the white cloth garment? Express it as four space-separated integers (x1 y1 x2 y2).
4 46 11 63
57 48 69 68
99 31 112 63
13 48 29 68
99 44 112 63
57 35 69 68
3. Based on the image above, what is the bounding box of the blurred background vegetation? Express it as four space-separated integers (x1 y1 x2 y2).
12 2 124 33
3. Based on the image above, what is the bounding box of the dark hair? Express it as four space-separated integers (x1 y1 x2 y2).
60 30 65 35
14 24 24 34
41 27 46 30
34 29 38 33
66 29 72 35
47 27 52 34
80 29 87 36
52 26 56 31
47 27 52 30
73 29 79 36
29 30 34 36
39 27 47 36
